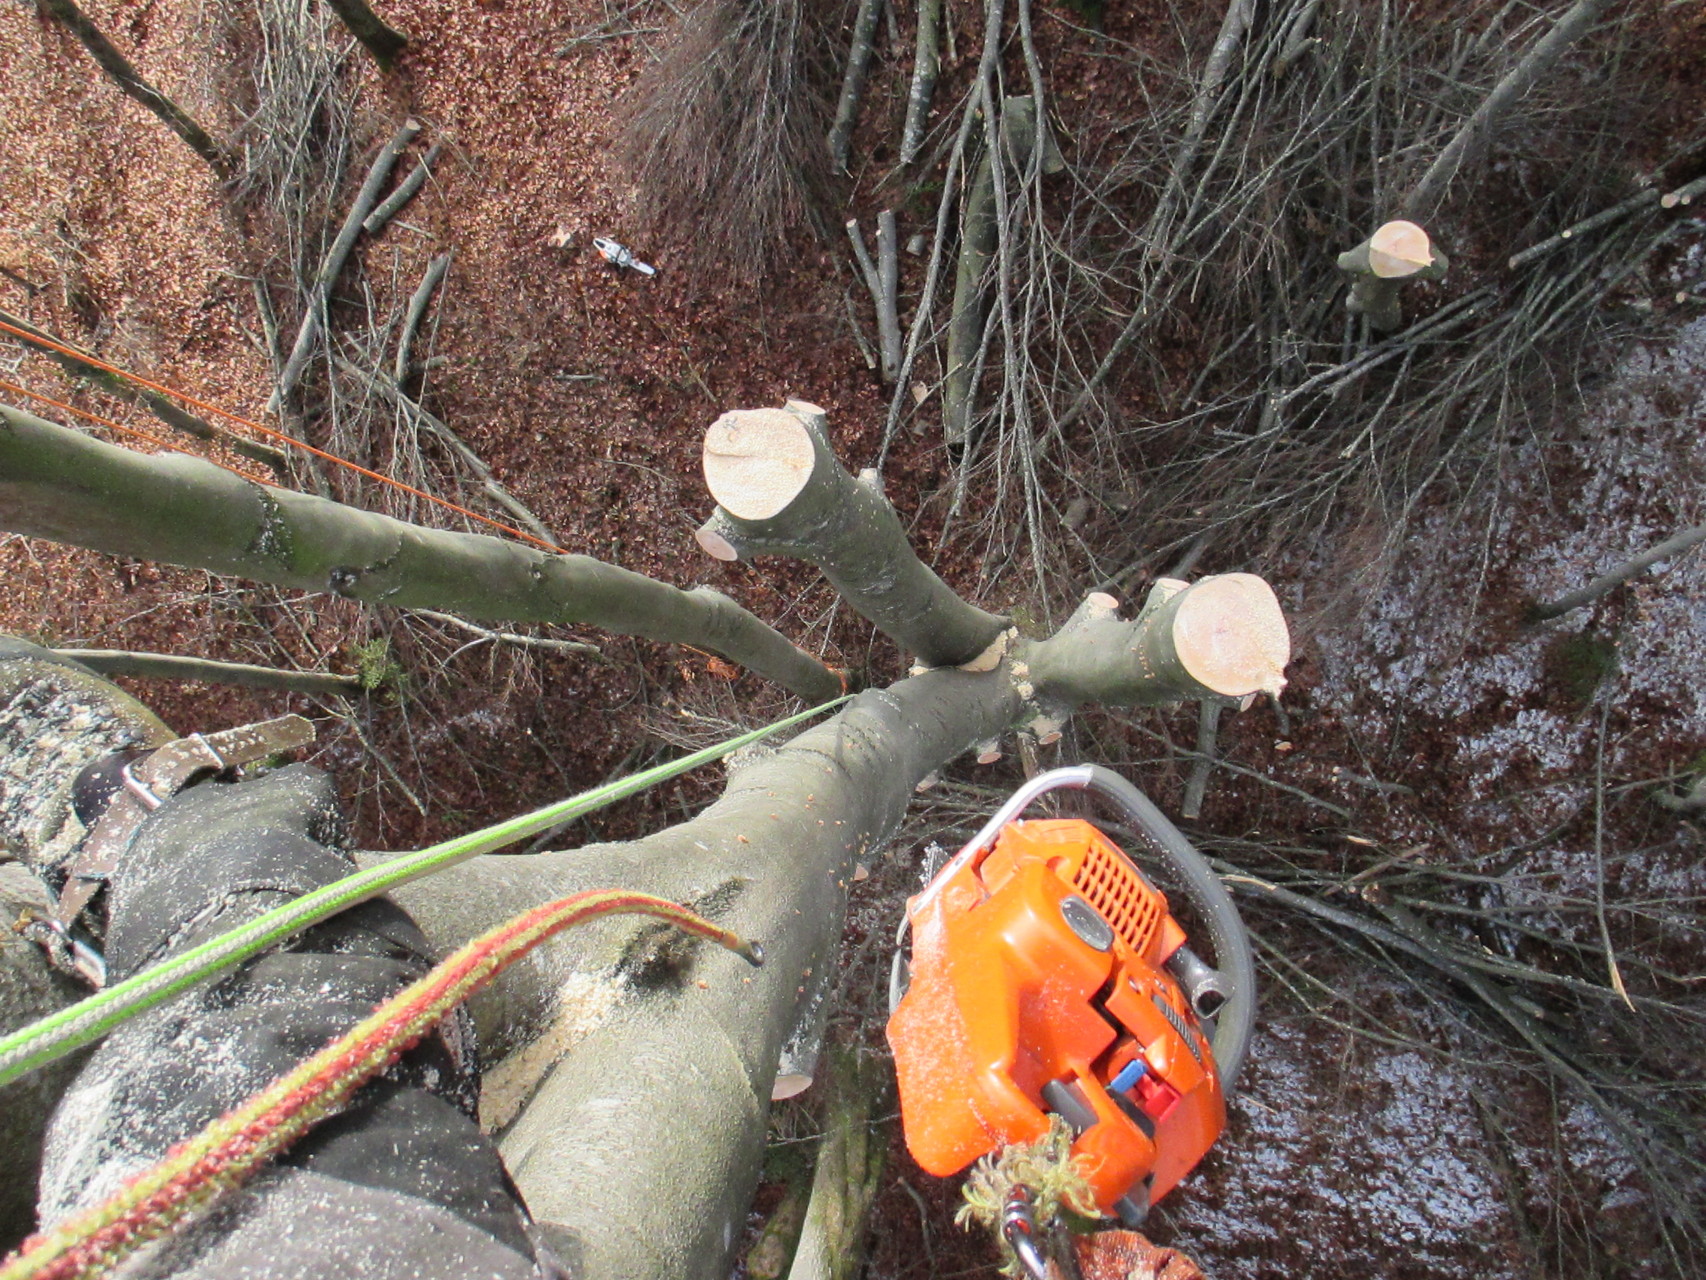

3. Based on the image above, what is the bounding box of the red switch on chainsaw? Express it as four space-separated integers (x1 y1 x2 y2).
885 765 1255 1226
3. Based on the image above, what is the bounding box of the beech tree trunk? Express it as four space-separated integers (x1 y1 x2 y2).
369 406 1290 1279
0 402 841 702
2 401 1290 1279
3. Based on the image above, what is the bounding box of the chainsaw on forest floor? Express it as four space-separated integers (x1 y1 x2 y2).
885 765 1255 1271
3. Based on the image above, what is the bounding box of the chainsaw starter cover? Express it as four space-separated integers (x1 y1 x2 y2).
886 816 1225 1222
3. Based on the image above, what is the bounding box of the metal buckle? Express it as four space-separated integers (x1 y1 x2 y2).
41 713 317 977
19 912 107 987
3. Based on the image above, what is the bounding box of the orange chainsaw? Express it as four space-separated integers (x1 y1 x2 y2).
886 764 1255 1240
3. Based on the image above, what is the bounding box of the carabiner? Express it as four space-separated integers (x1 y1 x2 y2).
1001 1186 1052 1280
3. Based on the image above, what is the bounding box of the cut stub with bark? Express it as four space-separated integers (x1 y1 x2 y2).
696 401 1009 668
1020 576 1290 734
1337 220 1449 332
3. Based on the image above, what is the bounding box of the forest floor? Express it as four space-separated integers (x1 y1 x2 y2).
2 1 1703 1278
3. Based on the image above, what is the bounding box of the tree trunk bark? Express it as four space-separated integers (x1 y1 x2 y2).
385 579 1283 1276
0 402 842 702
380 577 1285 1280
324 0 408 69
695 402 1009 668
36 0 234 177
2 395 1290 1277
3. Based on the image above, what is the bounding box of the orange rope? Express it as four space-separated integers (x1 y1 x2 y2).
0 378 271 486
0 317 564 554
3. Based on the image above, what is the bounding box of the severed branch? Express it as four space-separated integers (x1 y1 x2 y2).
1402 0 1620 221
785 1047 890 1280
1508 184 1662 269
268 119 422 414
827 0 884 173
325 0 408 70
36 0 235 177
0 307 288 477
393 251 452 386
362 141 442 236
0 402 842 702
1661 173 1706 210
49 648 364 696
898 0 942 166
1024 579 1289 723
1528 521 1706 621
844 215 900 382
408 610 602 659
696 402 1010 668
1182 700 1222 820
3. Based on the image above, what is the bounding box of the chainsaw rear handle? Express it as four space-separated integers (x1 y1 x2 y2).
952 764 1256 1093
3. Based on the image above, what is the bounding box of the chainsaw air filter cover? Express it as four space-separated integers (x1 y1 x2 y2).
886 816 1224 1222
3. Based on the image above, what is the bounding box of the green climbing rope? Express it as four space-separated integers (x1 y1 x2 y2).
0 695 845 1087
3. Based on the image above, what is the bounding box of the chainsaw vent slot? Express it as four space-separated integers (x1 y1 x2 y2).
1071 841 1163 956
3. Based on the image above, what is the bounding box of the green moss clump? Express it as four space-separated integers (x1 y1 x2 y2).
1543 630 1618 704
353 637 404 692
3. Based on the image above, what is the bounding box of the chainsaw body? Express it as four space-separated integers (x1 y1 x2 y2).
887 798 1226 1224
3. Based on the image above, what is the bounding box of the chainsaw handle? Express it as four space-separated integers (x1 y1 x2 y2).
1076 765 1256 1094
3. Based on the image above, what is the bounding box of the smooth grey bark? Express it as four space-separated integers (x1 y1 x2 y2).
364 141 442 237
0 309 288 476
393 250 452 386
325 0 408 69
827 0 883 172
898 0 942 165
1181 699 1221 820
1529 522 1706 621
50 649 364 696
0 403 841 702
36 0 235 176
943 96 1055 446
268 119 422 414
845 216 901 383
695 402 1009 668
1402 0 1620 220
1336 234 1449 333
381 665 1023 1277
1021 579 1290 719
394 252 453 385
